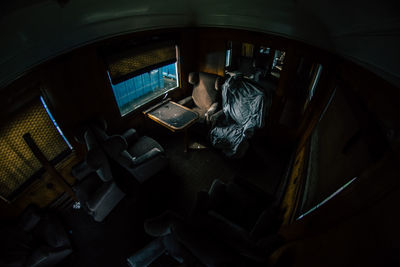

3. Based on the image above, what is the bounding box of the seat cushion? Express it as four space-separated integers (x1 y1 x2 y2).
128 136 164 158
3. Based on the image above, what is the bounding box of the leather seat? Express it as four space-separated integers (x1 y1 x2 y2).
72 128 125 222
178 72 224 124
130 178 283 266
89 120 168 184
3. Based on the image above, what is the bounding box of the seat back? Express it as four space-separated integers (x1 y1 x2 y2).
84 129 113 182
189 72 222 111
237 56 255 76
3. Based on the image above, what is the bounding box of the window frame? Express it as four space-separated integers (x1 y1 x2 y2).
108 45 180 117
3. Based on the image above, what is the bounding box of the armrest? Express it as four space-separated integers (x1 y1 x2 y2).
205 102 219 123
122 128 139 146
127 238 166 267
178 96 194 106
26 245 72 267
215 76 224 91
209 109 224 127
131 148 162 166
208 179 226 197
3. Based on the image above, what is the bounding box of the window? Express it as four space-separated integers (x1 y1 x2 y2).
225 41 232 68
259 46 270 55
297 87 373 218
40 96 72 149
270 50 286 79
0 97 72 202
105 42 179 116
303 63 323 111
307 64 323 102
109 62 178 116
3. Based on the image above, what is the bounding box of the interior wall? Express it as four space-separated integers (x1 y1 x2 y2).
40 46 120 149
1 27 399 220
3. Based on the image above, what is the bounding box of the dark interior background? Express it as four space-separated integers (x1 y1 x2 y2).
1 26 400 267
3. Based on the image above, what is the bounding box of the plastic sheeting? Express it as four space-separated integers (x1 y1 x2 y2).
210 75 270 157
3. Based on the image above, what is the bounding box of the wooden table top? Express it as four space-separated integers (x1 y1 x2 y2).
144 100 198 132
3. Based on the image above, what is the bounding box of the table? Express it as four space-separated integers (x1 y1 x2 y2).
143 100 199 152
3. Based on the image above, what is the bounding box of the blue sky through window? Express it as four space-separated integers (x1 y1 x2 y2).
40 96 73 150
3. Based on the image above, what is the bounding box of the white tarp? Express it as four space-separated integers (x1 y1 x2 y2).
210 75 270 157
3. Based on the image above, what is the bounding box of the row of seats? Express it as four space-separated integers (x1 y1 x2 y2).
0 205 72 267
71 119 168 222
127 177 282 266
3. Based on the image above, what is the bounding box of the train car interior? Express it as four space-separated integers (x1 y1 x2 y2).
1 1 400 266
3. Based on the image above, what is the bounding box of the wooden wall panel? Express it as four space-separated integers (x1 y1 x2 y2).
196 30 227 76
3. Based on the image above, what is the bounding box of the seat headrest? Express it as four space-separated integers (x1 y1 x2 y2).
188 72 199 85
92 118 107 131
102 135 128 156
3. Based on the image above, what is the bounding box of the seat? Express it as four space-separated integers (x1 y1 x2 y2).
0 205 72 267
178 72 224 124
200 178 281 235
128 211 242 267
209 75 270 157
191 178 283 263
89 119 168 184
71 129 125 222
128 178 282 266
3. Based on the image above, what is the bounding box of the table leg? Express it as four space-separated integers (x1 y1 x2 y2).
184 128 188 153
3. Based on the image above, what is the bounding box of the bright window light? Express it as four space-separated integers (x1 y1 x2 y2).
225 49 232 67
309 64 323 101
40 96 73 150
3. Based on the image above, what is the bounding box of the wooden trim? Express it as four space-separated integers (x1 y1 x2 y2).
144 101 199 132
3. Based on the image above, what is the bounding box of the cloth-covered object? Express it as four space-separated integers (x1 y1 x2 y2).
210 75 270 157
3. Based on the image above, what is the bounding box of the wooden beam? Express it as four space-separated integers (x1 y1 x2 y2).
23 133 77 201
